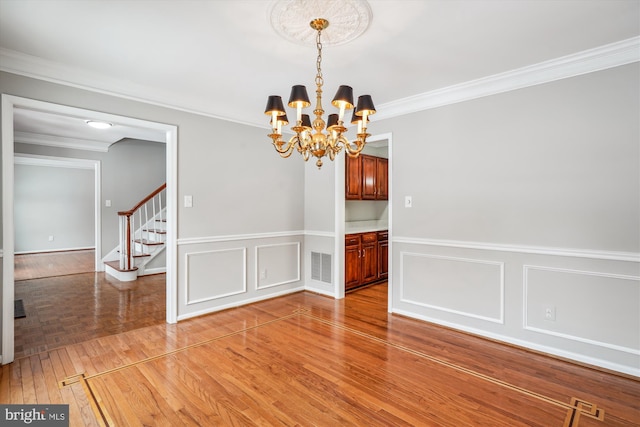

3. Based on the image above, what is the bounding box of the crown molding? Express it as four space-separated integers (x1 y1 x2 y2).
375 36 640 121
14 131 112 152
0 47 261 129
1 37 638 125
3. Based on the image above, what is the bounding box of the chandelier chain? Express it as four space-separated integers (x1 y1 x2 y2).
315 28 323 88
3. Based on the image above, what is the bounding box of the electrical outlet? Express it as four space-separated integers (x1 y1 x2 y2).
48 235 54 241
544 305 556 321
405 196 412 208
260 269 267 280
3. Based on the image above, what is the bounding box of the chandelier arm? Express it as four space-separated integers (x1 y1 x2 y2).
271 135 298 157
343 135 367 156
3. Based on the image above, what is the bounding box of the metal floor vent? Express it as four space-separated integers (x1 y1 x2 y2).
311 252 332 284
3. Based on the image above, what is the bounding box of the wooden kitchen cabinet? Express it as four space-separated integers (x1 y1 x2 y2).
360 232 378 283
361 155 377 199
345 230 388 291
376 158 388 200
345 234 362 289
345 154 388 200
377 230 388 280
345 155 362 200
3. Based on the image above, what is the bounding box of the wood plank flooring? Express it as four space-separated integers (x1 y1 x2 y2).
15 249 96 281
14 272 166 359
13 250 166 359
2 283 639 426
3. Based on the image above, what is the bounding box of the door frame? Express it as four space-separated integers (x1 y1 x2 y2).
334 131 393 311
1 94 178 364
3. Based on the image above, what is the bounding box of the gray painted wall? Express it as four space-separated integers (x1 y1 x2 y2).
388 63 639 251
14 164 94 252
378 63 640 375
14 138 166 255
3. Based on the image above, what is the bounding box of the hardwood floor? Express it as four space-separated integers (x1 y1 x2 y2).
2 283 639 426
14 272 166 359
13 250 167 359
15 249 96 281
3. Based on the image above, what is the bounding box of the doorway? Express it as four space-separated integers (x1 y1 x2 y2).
2 95 178 364
335 132 393 310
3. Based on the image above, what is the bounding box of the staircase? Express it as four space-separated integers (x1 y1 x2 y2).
104 183 166 281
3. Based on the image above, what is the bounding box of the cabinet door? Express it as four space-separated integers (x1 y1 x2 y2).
361 241 378 284
377 239 388 280
361 155 377 200
345 244 361 290
345 155 362 200
376 158 388 200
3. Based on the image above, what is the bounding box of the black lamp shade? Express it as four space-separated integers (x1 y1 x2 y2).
288 85 311 108
355 95 376 116
350 109 361 125
301 114 312 130
264 95 286 115
278 113 289 126
326 113 339 130
331 85 354 109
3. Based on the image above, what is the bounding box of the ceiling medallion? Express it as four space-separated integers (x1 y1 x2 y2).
268 0 372 46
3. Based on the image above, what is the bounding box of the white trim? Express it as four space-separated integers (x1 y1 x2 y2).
399 251 505 324
391 307 640 378
177 286 305 322
1 95 16 364
304 230 335 238
0 47 264 130
522 264 640 356
368 132 394 312
255 242 301 290
185 247 248 305
14 131 112 152
376 36 640 121
393 236 640 263
177 230 305 246
304 283 336 298
15 247 95 255
1 37 636 129
334 151 346 300
15 153 100 168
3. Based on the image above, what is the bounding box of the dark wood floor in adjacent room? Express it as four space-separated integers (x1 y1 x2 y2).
2 278 639 426
13 250 167 358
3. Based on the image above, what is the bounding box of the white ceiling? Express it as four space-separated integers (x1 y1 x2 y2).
1 0 639 146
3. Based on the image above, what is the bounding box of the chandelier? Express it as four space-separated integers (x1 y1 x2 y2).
264 18 376 169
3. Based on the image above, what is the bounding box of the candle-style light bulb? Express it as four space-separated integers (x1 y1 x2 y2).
338 103 346 122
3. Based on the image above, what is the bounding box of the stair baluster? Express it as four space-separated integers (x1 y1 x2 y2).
115 183 167 275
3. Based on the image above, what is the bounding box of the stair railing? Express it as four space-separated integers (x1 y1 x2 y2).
117 183 167 271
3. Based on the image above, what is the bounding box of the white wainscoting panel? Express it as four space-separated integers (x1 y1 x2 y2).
400 252 504 323
185 247 247 305
524 265 640 355
256 242 301 290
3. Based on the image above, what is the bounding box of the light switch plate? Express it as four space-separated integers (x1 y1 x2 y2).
184 195 193 208
405 196 412 208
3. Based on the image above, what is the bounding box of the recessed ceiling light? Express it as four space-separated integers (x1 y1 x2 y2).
85 120 113 130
